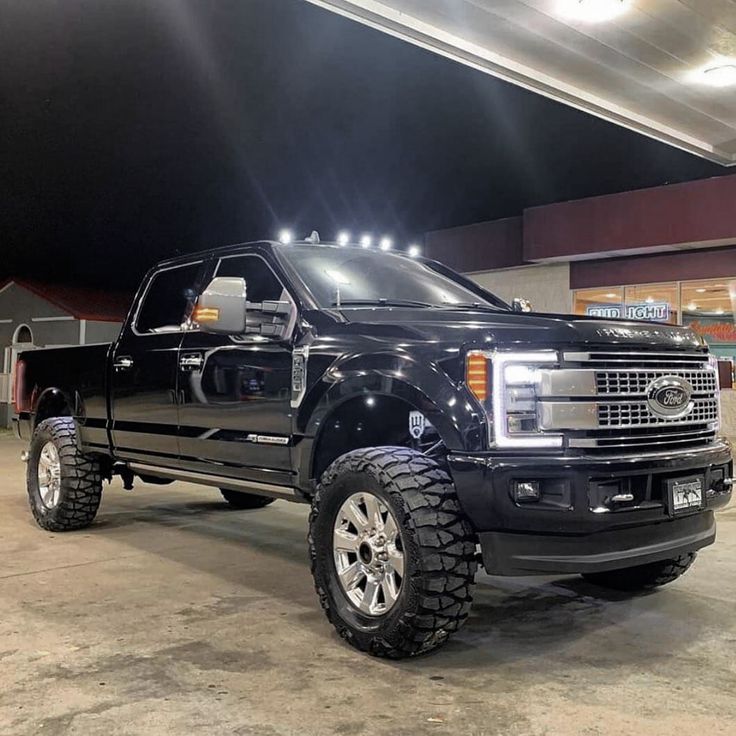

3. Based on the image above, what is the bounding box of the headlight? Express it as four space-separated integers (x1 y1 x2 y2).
466 350 562 449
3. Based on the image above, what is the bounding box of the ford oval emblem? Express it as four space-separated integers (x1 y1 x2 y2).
646 376 694 419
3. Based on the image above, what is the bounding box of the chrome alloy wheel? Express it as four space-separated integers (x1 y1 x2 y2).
37 441 62 509
332 492 405 616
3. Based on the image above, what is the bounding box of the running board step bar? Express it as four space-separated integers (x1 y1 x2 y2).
127 463 301 502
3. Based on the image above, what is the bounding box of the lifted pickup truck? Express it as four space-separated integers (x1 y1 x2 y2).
15 238 733 658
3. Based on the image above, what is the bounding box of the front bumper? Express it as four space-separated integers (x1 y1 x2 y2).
449 440 732 576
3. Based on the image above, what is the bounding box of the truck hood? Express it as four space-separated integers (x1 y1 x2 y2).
335 307 704 350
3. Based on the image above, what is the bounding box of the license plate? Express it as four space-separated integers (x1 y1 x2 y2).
667 476 704 515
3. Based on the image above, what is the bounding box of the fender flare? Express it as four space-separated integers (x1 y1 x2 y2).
299 353 486 445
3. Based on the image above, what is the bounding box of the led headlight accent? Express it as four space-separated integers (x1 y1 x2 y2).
709 354 722 433
492 351 562 449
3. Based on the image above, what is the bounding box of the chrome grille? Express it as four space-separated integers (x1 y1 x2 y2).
597 398 719 428
596 370 717 396
541 349 720 453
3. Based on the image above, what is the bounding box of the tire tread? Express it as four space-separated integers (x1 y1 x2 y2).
308 446 477 658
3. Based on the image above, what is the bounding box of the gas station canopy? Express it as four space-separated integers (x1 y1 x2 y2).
308 0 736 165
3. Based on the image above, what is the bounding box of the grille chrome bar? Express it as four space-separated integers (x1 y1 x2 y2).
569 427 716 450
540 397 718 430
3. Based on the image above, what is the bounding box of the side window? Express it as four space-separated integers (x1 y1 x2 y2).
216 255 288 304
136 262 203 333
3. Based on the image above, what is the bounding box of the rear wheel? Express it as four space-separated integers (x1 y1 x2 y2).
27 418 103 531
582 553 697 591
309 447 477 658
220 489 276 509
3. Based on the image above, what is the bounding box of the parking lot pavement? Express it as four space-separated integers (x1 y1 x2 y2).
1 433 735 735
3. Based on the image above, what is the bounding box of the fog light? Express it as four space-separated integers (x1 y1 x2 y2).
513 481 541 503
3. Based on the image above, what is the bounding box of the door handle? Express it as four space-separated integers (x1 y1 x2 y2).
180 353 204 371
114 356 134 371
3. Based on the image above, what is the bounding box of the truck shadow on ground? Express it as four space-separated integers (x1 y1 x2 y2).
89 487 722 670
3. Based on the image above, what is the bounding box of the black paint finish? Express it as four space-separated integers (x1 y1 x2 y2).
14 240 732 576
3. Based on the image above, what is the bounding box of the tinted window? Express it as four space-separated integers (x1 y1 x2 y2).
136 263 203 333
216 255 287 303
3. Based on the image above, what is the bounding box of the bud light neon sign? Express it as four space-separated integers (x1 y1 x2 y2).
586 302 670 323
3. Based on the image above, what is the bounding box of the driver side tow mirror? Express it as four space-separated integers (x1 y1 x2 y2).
194 277 247 335
512 297 533 313
194 277 293 337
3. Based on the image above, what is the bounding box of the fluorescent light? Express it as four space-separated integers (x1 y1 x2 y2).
645 296 654 304
703 63 736 88
696 288 707 293
278 229 293 244
359 234 372 248
687 302 698 311
336 231 350 246
557 0 630 23
379 237 392 251
604 293 617 299
407 244 421 258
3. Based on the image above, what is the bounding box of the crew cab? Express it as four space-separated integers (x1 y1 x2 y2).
15 238 733 658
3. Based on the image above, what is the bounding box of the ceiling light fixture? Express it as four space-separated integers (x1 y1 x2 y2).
702 63 736 88
557 0 630 23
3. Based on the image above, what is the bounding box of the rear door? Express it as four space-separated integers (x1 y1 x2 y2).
110 260 207 465
177 252 295 486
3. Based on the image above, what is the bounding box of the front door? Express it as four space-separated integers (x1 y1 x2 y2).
177 253 295 486
110 260 206 466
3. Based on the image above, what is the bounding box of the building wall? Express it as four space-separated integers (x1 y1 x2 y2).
85 320 122 345
0 283 79 351
0 283 123 427
469 262 572 315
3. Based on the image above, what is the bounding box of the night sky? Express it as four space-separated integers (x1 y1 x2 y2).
1 0 728 290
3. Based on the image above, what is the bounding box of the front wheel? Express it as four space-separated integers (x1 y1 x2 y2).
582 553 697 592
309 447 477 658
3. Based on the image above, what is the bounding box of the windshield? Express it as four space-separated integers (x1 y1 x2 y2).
277 245 506 310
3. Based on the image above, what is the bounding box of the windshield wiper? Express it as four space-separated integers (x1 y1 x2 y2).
331 298 437 309
440 301 503 312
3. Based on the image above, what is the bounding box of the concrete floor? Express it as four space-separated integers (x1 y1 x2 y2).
1 434 735 736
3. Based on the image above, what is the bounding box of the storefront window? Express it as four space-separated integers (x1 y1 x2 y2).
573 277 736 384
623 283 678 325
573 283 678 324
573 287 624 319
682 279 736 363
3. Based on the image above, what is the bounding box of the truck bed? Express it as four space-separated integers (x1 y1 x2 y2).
15 343 112 452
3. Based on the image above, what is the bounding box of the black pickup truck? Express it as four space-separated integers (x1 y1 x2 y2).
15 238 733 658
